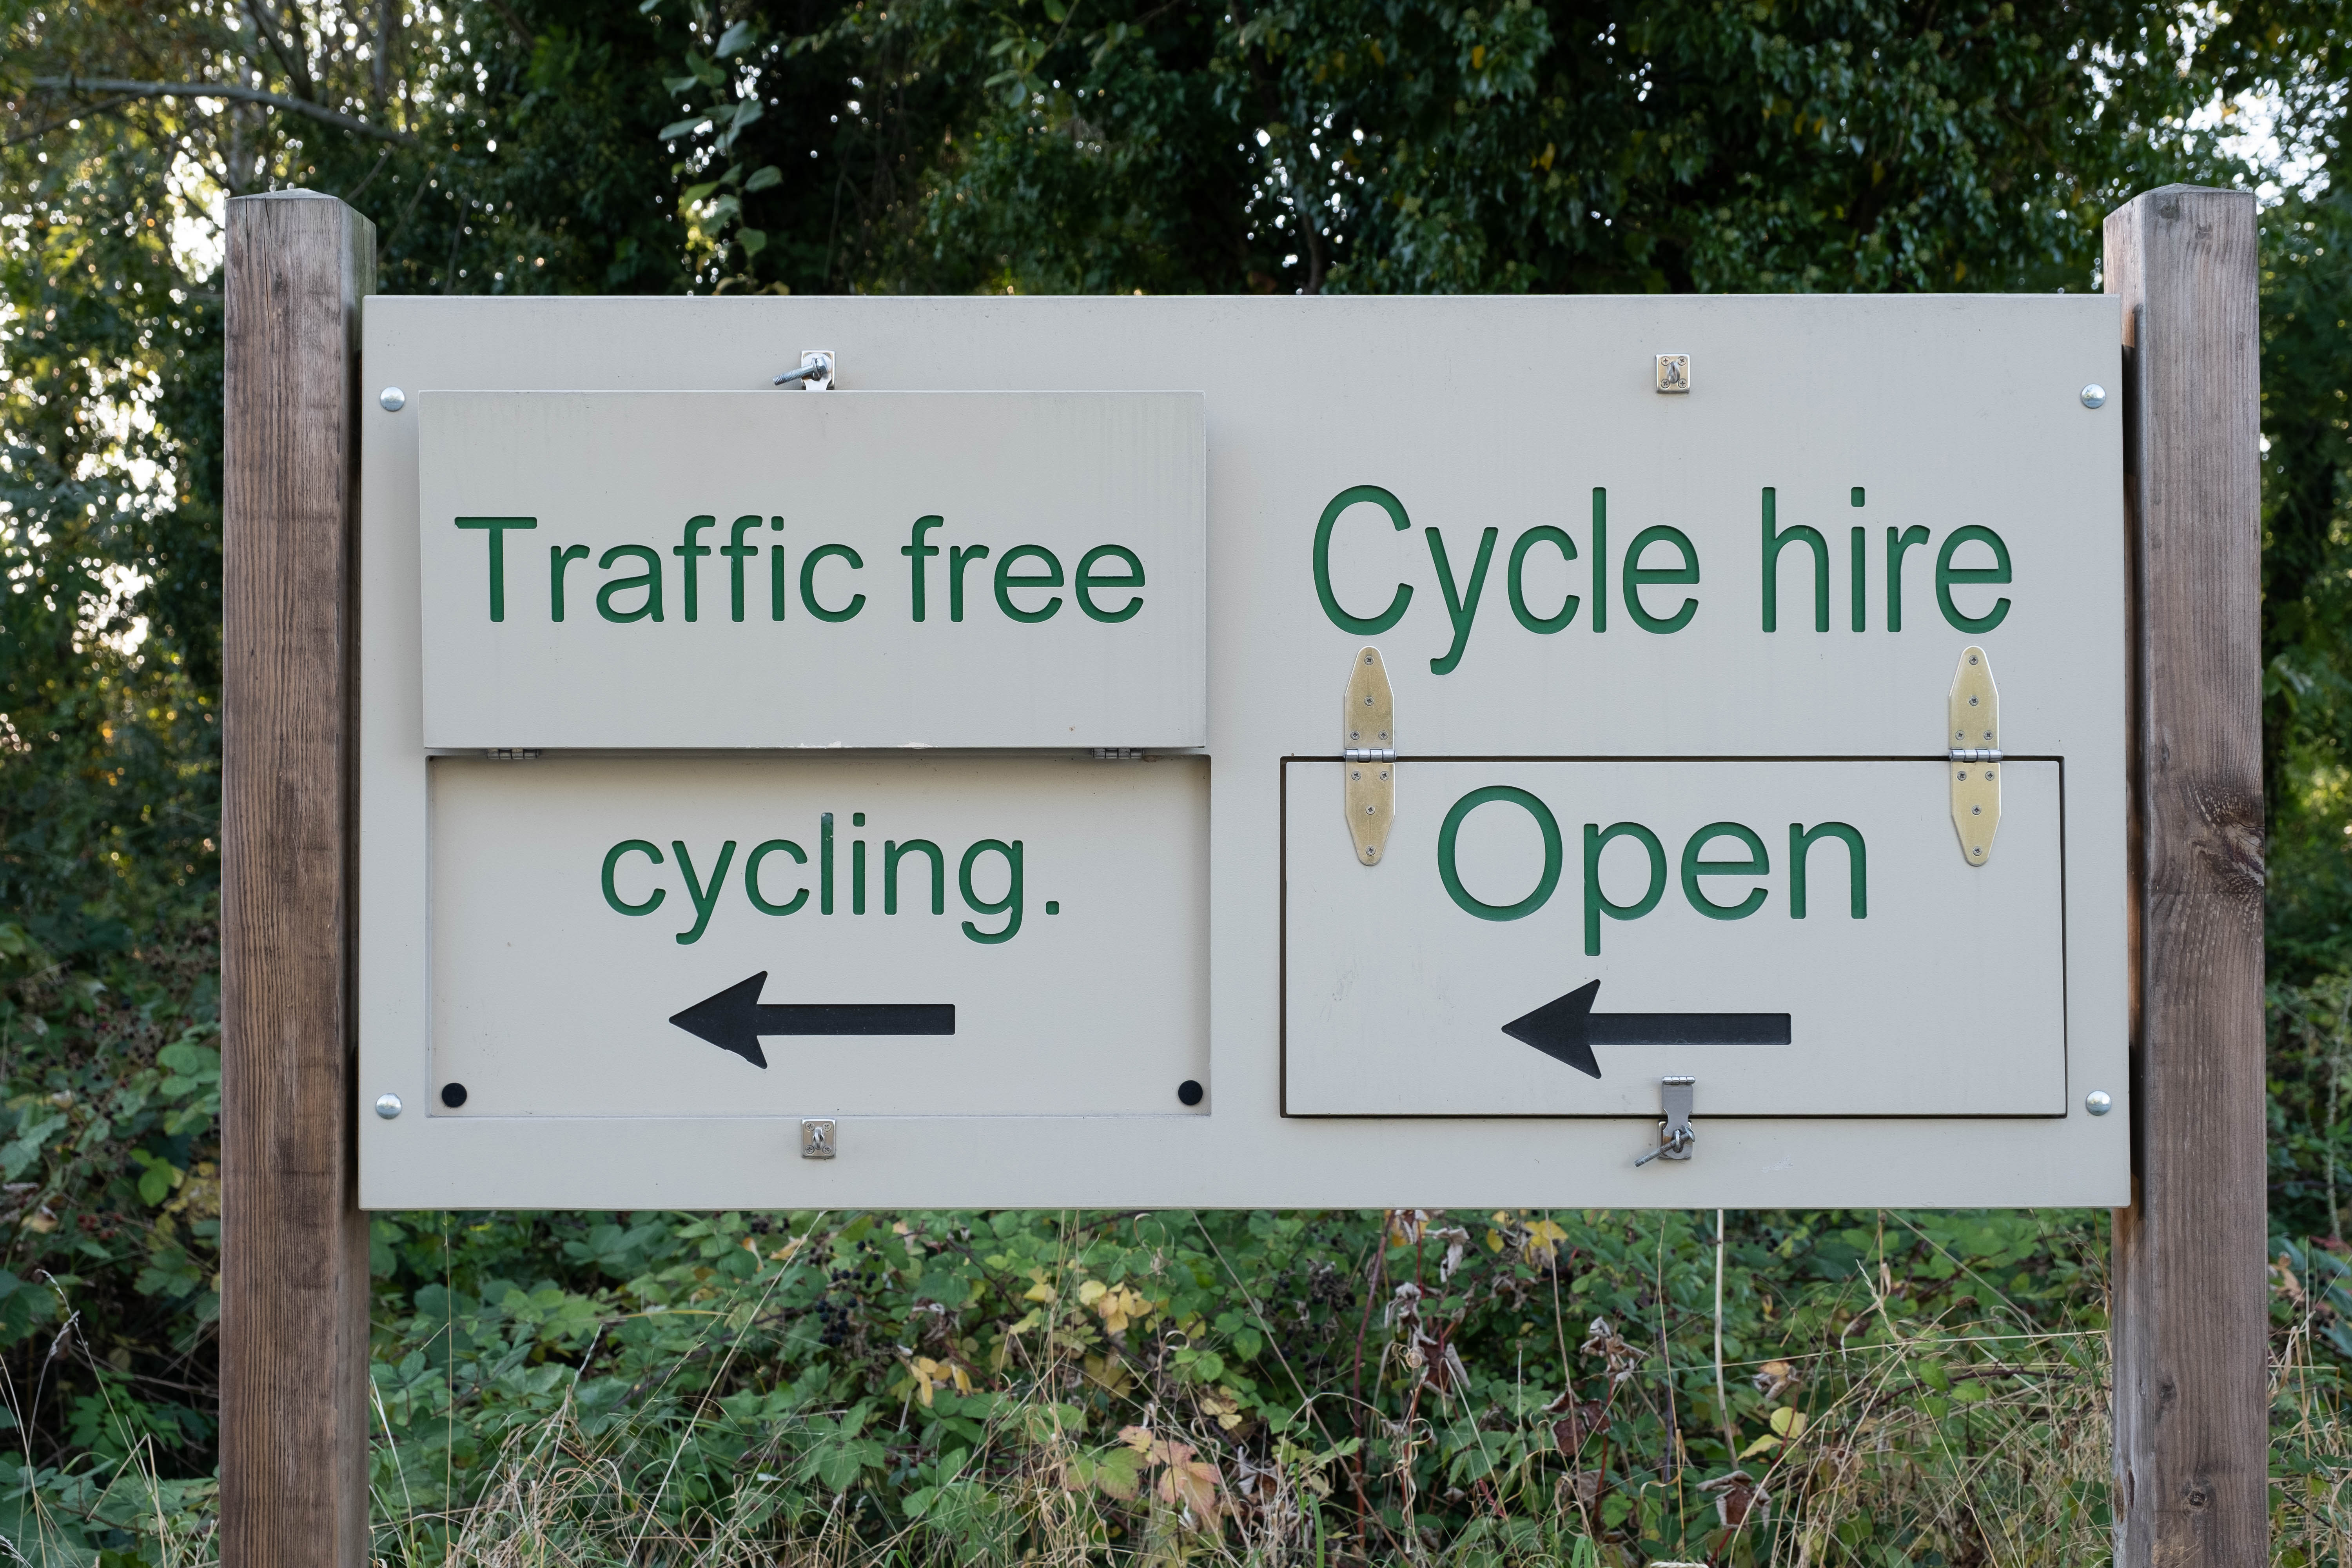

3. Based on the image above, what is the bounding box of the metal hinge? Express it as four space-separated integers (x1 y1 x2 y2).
1343 647 1395 866
486 748 542 761
800 1118 837 1159
1948 646 2000 866
1633 1075 1697 1166
1092 747 1144 761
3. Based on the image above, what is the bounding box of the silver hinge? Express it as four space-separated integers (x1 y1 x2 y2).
1091 747 1144 761
1948 646 2001 866
1633 1075 1696 1167
1344 647 1396 865
486 748 542 761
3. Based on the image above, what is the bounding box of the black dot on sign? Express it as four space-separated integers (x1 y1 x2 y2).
1045 900 1060 915
440 1082 468 1109
1177 1080 1204 1107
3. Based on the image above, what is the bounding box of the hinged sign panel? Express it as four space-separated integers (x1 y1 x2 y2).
428 753 1205 1118
1283 759 2065 1116
418 391 1206 749
362 293 2127 1211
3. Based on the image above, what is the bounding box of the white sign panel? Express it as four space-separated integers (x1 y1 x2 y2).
417 391 1206 748
361 292 2128 1210
430 753 1205 1117
1283 760 2065 1116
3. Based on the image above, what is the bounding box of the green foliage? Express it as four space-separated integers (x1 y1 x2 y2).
347 1204 2127 1564
2264 187 2352 982
662 0 2236 296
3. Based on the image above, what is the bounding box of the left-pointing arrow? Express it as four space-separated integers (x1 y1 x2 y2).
1500 980 1789 1082
668 972 955 1069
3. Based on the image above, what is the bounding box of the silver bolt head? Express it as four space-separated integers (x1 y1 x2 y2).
2080 383 2107 409
374 1093 404 1119
2085 1089 2113 1116
379 387 407 412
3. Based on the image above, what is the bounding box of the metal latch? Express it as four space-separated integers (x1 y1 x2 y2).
775 349 836 390
1344 647 1395 866
1948 645 2000 866
1633 1075 1696 1167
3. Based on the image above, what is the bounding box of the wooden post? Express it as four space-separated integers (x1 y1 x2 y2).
2105 186 2268 1565
221 192 376 1568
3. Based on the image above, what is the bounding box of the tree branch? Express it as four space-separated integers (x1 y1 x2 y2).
27 76 416 145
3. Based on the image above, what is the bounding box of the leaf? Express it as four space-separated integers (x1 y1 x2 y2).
744 165 783 192
1069 1444 1142 1499
715 18 760 55
1769 1405 1808 1440
1740 1432 1780 1459
660 116 710 141
1156 1453 1223 1523
739 229 768 255
1082 1352 1133 1395
129 1150 180 1206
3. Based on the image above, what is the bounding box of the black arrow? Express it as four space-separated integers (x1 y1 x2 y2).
1501 980 1789 1081
668 972 955 1069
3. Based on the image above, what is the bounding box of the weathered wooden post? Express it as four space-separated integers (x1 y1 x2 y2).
2105 185 2268 1564
221 191 376 1568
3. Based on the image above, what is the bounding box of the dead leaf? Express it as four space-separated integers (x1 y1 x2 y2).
1523 1217 1569 1267
903 1355 972 1406
1155 1448 1223 1525
1579 1317 1646 1385
1699 1468 1770 1527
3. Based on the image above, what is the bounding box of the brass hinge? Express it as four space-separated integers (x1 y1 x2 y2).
1344 647 1395 866
1948 645 2000 866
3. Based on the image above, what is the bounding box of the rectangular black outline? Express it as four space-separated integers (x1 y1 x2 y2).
1278 754 2072 1120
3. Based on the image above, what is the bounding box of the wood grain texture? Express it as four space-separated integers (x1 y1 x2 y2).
220 192 375 1568
2105 185 2268 1567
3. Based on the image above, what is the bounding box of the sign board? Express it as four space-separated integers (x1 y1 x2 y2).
418 391 1206 748
1283 760 2065 1116
430 753 1206 1116
360 293 2127 1209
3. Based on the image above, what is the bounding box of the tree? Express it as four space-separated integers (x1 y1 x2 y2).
665 0 2242 297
